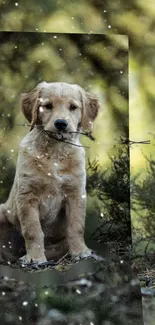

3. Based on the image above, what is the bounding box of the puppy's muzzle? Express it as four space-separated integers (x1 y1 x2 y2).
54 119 68 131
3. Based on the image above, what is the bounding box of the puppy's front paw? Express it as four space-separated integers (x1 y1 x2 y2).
72 248 92 262
72 249 105 263
19 254 47 266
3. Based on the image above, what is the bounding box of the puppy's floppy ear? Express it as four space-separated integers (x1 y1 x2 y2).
20 87 41 130
80 88 100 131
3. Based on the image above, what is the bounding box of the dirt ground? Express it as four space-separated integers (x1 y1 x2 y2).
0 256 144 325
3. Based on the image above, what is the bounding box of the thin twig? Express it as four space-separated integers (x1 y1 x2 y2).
69 130 96 141
43 130 90 148
15 124 95 145
120 136 151 145
56 251 70 265
16 123 33 127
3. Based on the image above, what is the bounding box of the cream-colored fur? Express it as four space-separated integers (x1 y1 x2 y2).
0 82 99 264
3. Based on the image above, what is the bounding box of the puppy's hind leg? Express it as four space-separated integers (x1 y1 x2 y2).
0 204 7 223
0 204 20 264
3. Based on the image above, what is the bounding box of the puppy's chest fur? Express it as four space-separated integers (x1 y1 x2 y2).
20 143 85 197
34 147 83 185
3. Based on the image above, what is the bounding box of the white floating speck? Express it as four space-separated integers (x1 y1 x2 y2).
54 163 58 166
100 212 104 217
35 303 38 307
22 301 28 306
81 194 86 199
19 316 22 321
48 173 51 176
10 149 14 153
39 106 44 113
21 264 26 268
108 25 111 28
7 210 11 214
130 279 138 286
76 289 81 294
120 260 124 264
15 2 18 6
45 290 49 295
2 245 6 248
2 292 5 296
120 70 123 74
4 276 9 280
53 35 57 39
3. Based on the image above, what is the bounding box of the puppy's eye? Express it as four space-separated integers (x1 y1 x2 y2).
44 103 53 109
70 104 77 111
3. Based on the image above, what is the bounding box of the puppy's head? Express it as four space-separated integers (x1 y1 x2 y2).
21 82 100 140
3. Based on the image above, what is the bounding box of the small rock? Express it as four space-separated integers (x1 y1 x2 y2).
48 308 67 321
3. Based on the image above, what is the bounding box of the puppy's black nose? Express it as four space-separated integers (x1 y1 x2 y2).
54 119 68 130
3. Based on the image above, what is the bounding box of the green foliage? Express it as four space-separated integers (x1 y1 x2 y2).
86 145 131 247
41 290 82 313
132 155 155 237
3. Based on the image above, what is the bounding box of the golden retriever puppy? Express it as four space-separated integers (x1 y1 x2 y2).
0 82 99 265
